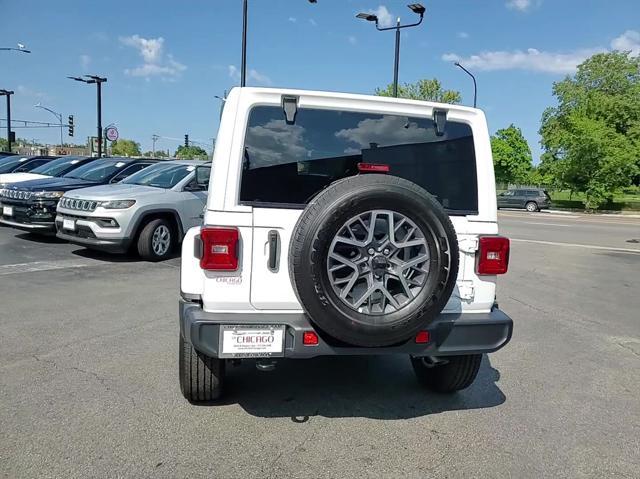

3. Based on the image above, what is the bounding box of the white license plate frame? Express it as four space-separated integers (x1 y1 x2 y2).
218 325 286 358
62 218 76 231
2 205 13 217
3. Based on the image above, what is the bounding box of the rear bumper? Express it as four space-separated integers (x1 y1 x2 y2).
179 300 513 359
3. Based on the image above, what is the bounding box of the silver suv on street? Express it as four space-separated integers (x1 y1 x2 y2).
56 160 211 261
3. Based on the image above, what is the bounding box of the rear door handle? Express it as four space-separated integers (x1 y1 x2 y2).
267 230 280 272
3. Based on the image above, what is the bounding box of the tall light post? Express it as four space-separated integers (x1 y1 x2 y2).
35 103 64 147
0 43 31 54
68 75 107 157
357 4 425 98
0 89 14 152
240 0 318 87
454 62 477 108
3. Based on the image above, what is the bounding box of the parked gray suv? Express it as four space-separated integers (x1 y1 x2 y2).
497 188 551 212
56 160 211 260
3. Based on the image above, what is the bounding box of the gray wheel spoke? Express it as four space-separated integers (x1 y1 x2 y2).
327 209 430 315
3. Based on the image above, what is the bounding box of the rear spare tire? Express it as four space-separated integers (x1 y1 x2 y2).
289 174 459 347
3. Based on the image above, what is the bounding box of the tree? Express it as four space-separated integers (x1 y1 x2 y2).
111 139 141 157
175 145 208 160
491 124 533 185
376 78 461 104
0 138 7 152
540 51 640 208
143 150 168 158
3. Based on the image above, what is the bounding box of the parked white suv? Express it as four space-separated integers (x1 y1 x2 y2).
179 87 512 402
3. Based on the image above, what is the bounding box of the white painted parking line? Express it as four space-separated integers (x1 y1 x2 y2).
0 259 93 276
517 222 572 227
511 238 640 254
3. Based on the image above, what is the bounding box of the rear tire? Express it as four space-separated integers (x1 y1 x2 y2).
137 218 174 261
525 201 538 212
411 354 482 393
179 334 225 403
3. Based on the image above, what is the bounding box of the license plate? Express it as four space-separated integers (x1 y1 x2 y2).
2 206 12 217
62 218 76 231
219 325 285 358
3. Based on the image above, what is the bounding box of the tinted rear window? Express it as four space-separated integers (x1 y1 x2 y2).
240 106 478 214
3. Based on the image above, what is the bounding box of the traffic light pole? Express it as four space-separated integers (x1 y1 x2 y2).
96 80 102 157
0 90 14 152
5 92 11 152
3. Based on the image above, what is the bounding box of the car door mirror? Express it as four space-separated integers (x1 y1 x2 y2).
194 166 210 189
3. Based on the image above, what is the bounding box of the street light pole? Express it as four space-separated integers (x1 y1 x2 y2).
35 103 63 147
239 1 318 87
68 75 107 157
357 4 425 98
454 62 477 108
241 0 248 87
393 18 401 98
0 89 14 152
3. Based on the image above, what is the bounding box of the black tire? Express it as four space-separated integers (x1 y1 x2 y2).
289 174 459 347
525 201 538 212
411 354 482 393
179 334 225 403
137 218 174 261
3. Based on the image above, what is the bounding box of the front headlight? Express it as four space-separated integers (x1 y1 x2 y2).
33 191 65 199
99 199 136 210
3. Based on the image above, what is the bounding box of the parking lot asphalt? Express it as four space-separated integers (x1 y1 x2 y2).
1 213 639 479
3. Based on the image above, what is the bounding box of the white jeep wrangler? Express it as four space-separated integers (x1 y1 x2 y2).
179 87 512 402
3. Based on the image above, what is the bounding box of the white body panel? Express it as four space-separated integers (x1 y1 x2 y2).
181 87 500 316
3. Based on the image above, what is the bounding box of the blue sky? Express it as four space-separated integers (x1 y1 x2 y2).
2 0 639 160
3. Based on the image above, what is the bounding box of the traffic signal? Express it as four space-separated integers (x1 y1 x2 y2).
68 115 74 137
184 134 189 147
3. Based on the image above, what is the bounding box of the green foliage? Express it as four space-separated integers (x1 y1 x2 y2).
0 137 7 152
110 139 141 157
143 150 168 158
175 145 208 160
376 78 461 104
491 124 533 184
540 51 640 209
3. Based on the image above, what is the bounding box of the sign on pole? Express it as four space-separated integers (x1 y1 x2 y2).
105 126 119 142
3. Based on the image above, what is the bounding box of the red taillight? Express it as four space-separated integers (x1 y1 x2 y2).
415 331 430 344
357 162 390 173
200 227 239 271
476 236 510 275
302 331 319 346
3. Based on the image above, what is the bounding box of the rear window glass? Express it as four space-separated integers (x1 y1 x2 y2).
240 106 478 213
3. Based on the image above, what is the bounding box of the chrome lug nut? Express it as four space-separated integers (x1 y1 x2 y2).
368 248 375 255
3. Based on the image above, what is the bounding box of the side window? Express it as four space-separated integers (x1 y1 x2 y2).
111 163 151 183
186 167 211 191
14 159 47 172
240 106 478 213
525 190 537 197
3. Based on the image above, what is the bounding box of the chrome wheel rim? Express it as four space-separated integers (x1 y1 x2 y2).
152 225 171 256
327 210 430 315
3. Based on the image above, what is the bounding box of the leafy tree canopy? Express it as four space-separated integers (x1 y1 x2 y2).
175 145 208 160
540 51 640 208
110 139 141 157
376 78 461 104
491 124 533 185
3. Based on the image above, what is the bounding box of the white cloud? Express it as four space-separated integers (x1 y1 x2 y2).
457 32 469 39
442 47 604 74
366 5 395 28
246 119 308 168
336 116 438 151
506 0 537 12
309 18 318 27
348 35 357 45
16 85 47 99
120 34 186 80
443 30 640 75
288 17 297 23
611 30 640 56
80 54 91 70
228 65 272 86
